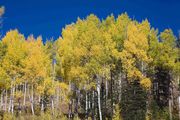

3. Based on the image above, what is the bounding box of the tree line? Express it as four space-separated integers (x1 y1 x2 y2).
0 8 180 120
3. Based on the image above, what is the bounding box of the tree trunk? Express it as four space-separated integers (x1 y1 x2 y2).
11 85 15 114
68 99 72 119
96 75 102 120
141 61 144 73
23 81 27 106
56 87 59 110
4 89 7 111
0 90 4 110
169 85 172 120
51 96 54 115
30 85 34 115
8 82 13 112
18 98 21 114
110 70 114 117
41 96 44 112
88 92 91 111
178 96 180 120
105 80 108 112
85 91 88 119
75 89 79 114
92 90 95 120
169 98 172 120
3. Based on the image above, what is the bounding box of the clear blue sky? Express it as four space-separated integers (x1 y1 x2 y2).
0 0 180 41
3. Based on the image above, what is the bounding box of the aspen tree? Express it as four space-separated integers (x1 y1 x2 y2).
1 30 26 114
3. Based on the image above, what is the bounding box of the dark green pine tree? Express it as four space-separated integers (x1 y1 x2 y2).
121 80 147 120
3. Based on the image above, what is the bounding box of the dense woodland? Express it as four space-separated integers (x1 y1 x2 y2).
0 6 180 120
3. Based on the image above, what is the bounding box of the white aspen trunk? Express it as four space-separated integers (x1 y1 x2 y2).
141 61 144 73
56 87 59 109
178 96 180 120
23 82 27 106
68 100 72 119
96 75 102 120
0 90 4 110
27 84 30 99
92 90 95 120
8 82 13 112
11 85 15 114
68 82 72 119
41 96 44 112
169 98 172 120
30 85 34 115
4 89 7 111
41 103 44 112
52 58 55 115
51 96 54 115
85 91 88 115
169 86 172 120
105 80 108 112
18 84 22 114
88 93 91 110
28 84 31 112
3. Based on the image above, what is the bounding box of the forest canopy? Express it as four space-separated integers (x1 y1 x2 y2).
0 12 180 120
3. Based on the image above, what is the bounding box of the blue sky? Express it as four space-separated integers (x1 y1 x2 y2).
0 0 180 41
